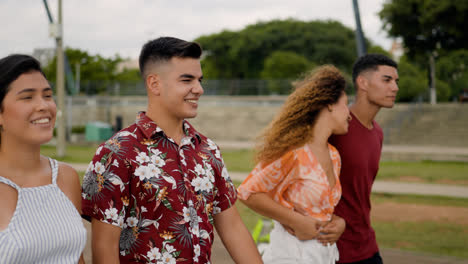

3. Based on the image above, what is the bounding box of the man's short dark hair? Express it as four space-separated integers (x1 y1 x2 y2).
352 53 398 84
138 37 202 77
0 54 45 110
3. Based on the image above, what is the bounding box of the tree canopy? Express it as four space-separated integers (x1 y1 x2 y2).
379 0 468 102
196 19 360 79
44 48 140 94
380 0 468 58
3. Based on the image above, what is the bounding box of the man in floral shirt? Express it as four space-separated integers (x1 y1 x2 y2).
82 37 262 264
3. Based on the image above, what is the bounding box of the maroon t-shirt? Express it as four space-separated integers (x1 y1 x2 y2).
329 112 383 263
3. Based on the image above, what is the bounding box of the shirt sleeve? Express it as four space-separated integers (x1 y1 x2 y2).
212 151 238 215
237 150 298 203
329 144 342 178
81 145 131 228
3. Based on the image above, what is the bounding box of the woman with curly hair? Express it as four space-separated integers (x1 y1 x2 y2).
238 65 350 263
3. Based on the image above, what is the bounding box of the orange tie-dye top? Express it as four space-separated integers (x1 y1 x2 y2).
237 144 342 221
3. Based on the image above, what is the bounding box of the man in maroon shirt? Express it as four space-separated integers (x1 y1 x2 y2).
82 37 262 263
321 54 399 263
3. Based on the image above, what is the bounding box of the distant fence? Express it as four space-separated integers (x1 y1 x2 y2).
74 79 296 96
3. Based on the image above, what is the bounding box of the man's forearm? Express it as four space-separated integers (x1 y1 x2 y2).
214 206 263 263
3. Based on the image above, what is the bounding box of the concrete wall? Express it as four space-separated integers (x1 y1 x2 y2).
67 96 468 147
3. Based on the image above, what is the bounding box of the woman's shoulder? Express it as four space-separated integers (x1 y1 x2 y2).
55 161 80 189
56 161 78 175
54 160 82 211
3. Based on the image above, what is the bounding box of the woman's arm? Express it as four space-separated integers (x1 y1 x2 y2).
241 192 323 240
56 163 89 263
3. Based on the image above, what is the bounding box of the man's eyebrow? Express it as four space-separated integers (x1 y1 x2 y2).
16 87 52 95
179 74 196 79
179 74 203 80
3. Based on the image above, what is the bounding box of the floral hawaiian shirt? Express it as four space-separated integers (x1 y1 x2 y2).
82 112 237 264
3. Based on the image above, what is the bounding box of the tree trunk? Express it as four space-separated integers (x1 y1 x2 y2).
429 53 437 105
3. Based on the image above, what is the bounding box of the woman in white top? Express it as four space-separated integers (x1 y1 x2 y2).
0 54 86 263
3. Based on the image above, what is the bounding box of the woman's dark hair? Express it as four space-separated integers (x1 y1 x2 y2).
0 54 45 109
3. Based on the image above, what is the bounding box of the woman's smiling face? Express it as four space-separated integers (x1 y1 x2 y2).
0 70 56 146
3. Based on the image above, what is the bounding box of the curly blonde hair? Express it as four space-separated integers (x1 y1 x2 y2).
255 65 346 165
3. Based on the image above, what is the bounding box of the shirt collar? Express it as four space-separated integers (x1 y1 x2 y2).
135 112 202 144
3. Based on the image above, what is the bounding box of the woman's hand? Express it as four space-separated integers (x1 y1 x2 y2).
286 213 327 241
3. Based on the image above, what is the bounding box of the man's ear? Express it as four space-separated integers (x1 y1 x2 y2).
146 73 160 95
356 75 368 93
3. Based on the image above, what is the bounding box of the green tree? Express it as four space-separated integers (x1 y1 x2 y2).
396 56 428 102
368 45 392 58
436 49 468 100
260 51 313 94
260 51 313 79
379 0 468 102
44 48 124 94
197 30 242 78
115 68 141 82
196 19 361 79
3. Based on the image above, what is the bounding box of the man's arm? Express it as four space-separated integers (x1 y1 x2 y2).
213 205 263 264
91 218 122 264
317 214 346 245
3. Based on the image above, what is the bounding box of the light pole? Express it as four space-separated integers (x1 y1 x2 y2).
55 0 66 157
352 0 366 57
44 0 66 157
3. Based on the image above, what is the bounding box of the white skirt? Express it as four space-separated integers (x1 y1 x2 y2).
262 221 339 264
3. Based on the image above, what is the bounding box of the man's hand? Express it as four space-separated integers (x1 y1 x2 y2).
214 206 263 263
317 214 346 245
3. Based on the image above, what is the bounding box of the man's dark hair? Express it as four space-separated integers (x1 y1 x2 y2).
138 37 202 77
0 54 45 110
352 53 398 84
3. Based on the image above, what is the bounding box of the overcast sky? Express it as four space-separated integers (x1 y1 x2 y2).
0 0 393 60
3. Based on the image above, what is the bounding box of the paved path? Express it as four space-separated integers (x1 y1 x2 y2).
215 141 468 161
216 141 468 155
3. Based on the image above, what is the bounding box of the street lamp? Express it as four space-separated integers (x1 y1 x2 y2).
352 0 367 57
43 0 66 157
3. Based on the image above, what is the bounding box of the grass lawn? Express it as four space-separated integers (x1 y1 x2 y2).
221 149 255 172
47 146 467 187
374 221 468 259
222 149 468 186
371 192 468 208
378 160 468 185
41 144 99 164
43 145 467 186
57 144 467 259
